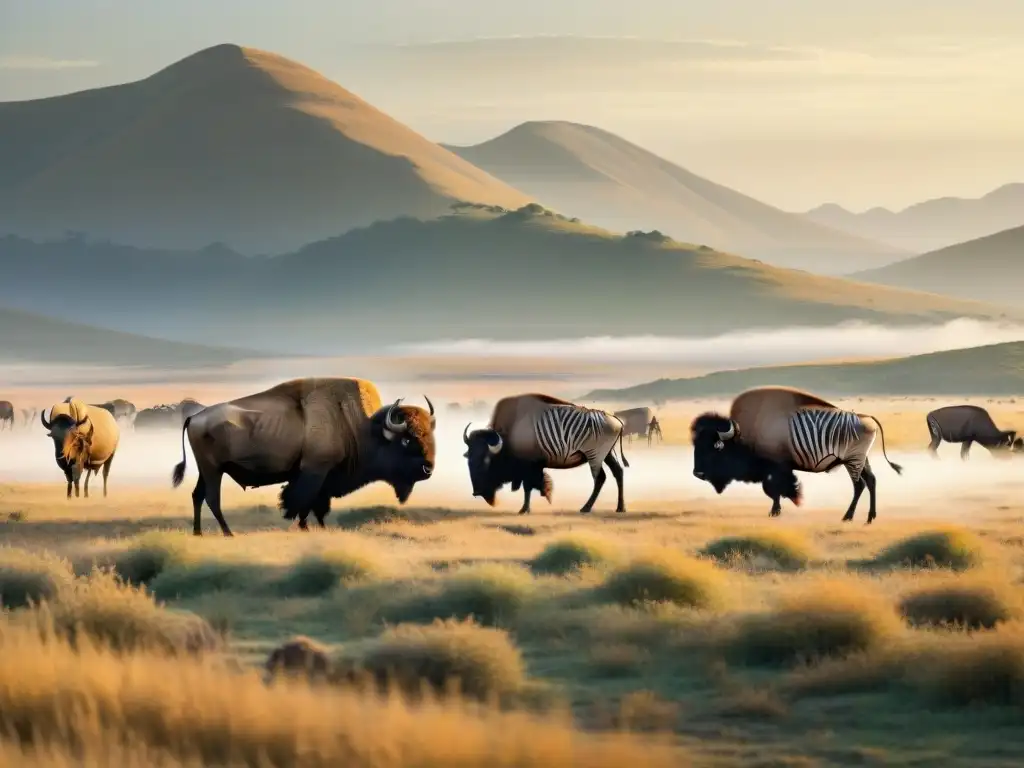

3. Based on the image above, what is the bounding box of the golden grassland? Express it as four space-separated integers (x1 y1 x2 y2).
4 392 1024 764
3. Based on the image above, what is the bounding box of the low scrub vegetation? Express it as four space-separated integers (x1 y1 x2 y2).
898 577 1023 629
602 549 725 609
0 547 74 608
530 535 619 576
700 530 815 571
867 528 986 571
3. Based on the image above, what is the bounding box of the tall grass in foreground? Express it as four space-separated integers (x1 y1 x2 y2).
0 624 679 767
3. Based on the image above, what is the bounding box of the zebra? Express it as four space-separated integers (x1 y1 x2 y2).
463 393 630 515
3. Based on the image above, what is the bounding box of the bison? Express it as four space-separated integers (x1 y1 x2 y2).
170 377 436 537
463 393 629 515
690 386 902 524
0 400 13 431
100 398 138 426
613 407 652 444
134 405 181 430
926 404 1023 459
41 398 120 498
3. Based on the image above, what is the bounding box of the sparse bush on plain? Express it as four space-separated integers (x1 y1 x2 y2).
104 532 190 585
0 547 73 609
727 580 902 667
700 530 814 572
273 548 383 597
383 564 536 627
148 558 265 600
868 528 985 571
905 626 1024 707
899 578 1022 630
352 618 526 701
602 549 725 609
530 535 618 576
19 569 219 655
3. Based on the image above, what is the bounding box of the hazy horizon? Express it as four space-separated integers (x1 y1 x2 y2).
3 2 1023 211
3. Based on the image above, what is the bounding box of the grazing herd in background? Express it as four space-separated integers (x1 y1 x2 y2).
0 381 1020 536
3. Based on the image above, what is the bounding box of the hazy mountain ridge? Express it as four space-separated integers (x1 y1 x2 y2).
0 206 1018 356
583 340 1024 401
849 224 1024 306
0 44 532 254
804 183 1024 253
444 121 905 274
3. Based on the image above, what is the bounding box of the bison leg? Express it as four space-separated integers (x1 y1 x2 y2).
518 485 533 515
200 469 233 537
280 471 327 524
862 463 878 524
927 435 941 458
303 491 331 530
960 440 973 460
64 467 73 500
604 453 626 514
579 466 607 514
101 455 114 498
83 469 92 499
841 461 871 522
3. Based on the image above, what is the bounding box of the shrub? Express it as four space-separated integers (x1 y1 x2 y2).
148 558 265 600
530 536 618 576
868 529 984 571
273 548 382 597
384 564 535 627
899 579 1022 630
905 626 1024 707
354 618 526 700
602 549 724 609
728 580 901 667
21 569 220 655
0 548 73 609
106 532 190 585
700 531 814 571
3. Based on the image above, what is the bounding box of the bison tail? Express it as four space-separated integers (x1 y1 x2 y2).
618 428 630 468
859 413 903 475
170 416 193 488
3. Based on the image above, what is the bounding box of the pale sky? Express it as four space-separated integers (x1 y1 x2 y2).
2 0 1023 211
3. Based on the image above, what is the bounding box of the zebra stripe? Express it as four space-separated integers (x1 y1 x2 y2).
536 406 616 467
789 408 870 477
926 414 943 440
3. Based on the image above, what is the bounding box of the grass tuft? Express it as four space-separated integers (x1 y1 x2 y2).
530 535 618 576
148 558 265 600
105 532 190 585
700 530 814 572
906 626 1024 707
384 564 535 628
273 547 383 597
728 579 902 667
898 577 1022 630
353 618 526 701
602 549 724 609
0 547 74 609
867 528 985 571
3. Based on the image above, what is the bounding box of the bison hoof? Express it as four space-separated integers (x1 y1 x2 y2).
517 508 530 515
579 507 593 515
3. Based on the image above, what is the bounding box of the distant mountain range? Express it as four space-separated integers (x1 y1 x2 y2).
0 305 266 366
584 340 1024 402
804 183 1024 254
850 224 1024 306
0 206 1018 356
0 44 530 255
444 121 903 274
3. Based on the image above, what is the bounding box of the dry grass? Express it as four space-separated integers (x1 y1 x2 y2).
0 547 74 608
700 530 815 572
866 527 987 571
898 575 1024 629
602 548 726 609
530 534 620 576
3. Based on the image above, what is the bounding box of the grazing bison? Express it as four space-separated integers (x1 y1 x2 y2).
926 405 1023 459
690 386 902 524
614 407 652 443
0 400 13 430
463 393 629 515
171 377 436 537
134 405 181 430
41 398 120 498
647 415 664 446
101 398 138 425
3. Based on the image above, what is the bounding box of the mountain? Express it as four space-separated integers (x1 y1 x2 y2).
0 44 531 254
443 121 904 274
583 340 1024 402
850 225 1024 306
804 183 1024 254
0 206 1019 355
0 306 267 366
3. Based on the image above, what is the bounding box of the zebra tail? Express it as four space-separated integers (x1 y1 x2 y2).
859 413 903 475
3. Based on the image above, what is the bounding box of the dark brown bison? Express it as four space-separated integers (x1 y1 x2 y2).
926 404 1023 459
171 377 436 536
0 400 13 431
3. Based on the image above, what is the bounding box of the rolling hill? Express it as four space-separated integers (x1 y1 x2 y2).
851 225 1024 306
0 44 531 254
583 340 1024 402
0 306 268 366
804 183 1024 254
443 121 904 274
0 206 1020 355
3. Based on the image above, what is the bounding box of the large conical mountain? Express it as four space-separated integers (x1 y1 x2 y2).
0 44 532 253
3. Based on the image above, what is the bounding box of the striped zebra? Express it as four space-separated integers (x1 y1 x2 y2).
463 394 630 515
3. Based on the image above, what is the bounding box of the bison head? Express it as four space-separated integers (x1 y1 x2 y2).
41 411 90 471
462 424 506 506
61 427 94 482
689 412 801 503
368 396 436 503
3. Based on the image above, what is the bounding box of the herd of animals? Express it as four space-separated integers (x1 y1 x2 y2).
0 383 1018 536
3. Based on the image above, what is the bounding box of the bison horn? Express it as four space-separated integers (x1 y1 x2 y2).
75 415 89 427
463 422 472 445
424 395 436 427
487 431 503 455
40 411 51 430
717 421 736 440
385 399 408 433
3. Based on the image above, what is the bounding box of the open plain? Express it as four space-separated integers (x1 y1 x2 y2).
3 365 1024 767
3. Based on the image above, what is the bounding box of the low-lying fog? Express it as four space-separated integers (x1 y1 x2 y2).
1 415 1019 520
